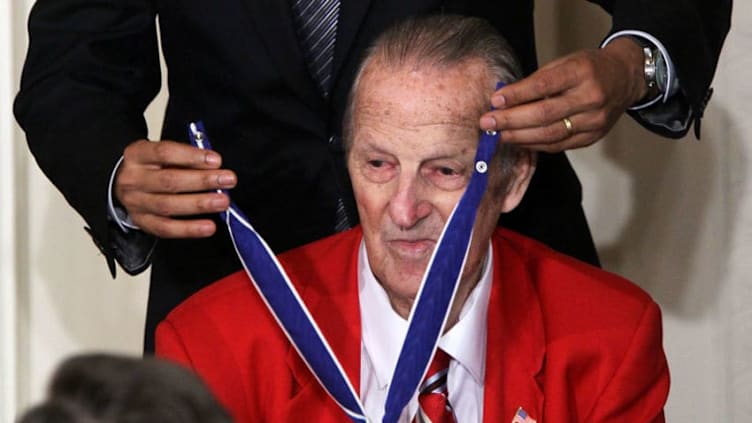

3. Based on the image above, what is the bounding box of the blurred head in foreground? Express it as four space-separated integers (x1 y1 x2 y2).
17 353 231 423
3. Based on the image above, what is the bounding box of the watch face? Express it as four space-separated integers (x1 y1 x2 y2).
655 50 668 92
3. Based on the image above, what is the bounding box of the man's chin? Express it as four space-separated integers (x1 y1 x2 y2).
386 258 431 286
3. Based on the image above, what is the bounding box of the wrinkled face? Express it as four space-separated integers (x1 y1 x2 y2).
347 59 510 316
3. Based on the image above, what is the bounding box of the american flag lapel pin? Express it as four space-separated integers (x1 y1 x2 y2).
511 406 537 423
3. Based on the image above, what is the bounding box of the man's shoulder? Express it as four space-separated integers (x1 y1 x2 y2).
494 228 659 331
493 229 668 418
161 270 261 331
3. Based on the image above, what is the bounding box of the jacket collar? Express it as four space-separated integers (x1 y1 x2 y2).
483 232 546 422
283 228 364 417
331 0 372 87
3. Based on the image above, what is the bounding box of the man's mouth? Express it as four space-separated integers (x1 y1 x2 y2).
386 239 436 259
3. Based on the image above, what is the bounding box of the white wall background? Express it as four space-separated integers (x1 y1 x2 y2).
1 0 749 421
1 1 156 419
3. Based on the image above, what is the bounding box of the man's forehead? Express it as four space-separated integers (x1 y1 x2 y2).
354 59 491 128
355 101 479 131
353 128 476 162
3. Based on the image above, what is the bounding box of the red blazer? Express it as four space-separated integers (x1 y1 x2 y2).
156 228 669 422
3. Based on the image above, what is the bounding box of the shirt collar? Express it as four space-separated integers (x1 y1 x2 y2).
359 240 493 388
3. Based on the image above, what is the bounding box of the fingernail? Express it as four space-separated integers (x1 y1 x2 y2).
211 196 228 209
480 116 497 130
218 174 236 186
492 94 506 108
205 153 221 166
197 222 215 236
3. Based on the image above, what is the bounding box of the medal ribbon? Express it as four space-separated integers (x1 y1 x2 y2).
187 84 502 423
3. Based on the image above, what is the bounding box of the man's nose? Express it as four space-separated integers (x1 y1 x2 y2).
388 174 431 229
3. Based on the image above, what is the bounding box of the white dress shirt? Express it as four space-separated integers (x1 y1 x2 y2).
358 241 494 422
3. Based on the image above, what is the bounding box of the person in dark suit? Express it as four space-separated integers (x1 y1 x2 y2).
14 0 730 352
157 17 669 421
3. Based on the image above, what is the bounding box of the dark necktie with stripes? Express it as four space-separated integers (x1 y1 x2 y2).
415 349 457 423
291 0 350 232
290 0 340 98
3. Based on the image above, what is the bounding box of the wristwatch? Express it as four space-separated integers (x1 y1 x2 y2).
641 45 662 100
611 33 677 110
640 40 670 98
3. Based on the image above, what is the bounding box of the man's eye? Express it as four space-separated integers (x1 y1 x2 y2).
437 167 457 176
423 164 467 191
360 158 395 183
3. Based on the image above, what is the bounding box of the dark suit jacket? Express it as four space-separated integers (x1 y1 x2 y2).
156 227 669 422
14 0 730 351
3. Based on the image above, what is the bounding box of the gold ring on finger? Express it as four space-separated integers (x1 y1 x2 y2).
562 117 574 136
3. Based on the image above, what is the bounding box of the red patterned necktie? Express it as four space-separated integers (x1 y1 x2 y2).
414 349 457 423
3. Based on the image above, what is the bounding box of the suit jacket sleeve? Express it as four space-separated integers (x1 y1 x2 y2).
586 301 670 422
14 0 161 276
590 0 731 139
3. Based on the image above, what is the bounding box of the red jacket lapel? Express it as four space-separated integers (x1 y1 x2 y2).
483 231 546 423
280 228 364 418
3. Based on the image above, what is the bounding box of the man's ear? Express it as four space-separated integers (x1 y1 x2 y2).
500 149 537 213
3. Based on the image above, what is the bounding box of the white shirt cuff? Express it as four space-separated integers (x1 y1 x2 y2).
108 156 141 232
601 30 678 111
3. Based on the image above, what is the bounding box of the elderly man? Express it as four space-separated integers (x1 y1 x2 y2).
157 15 669 423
